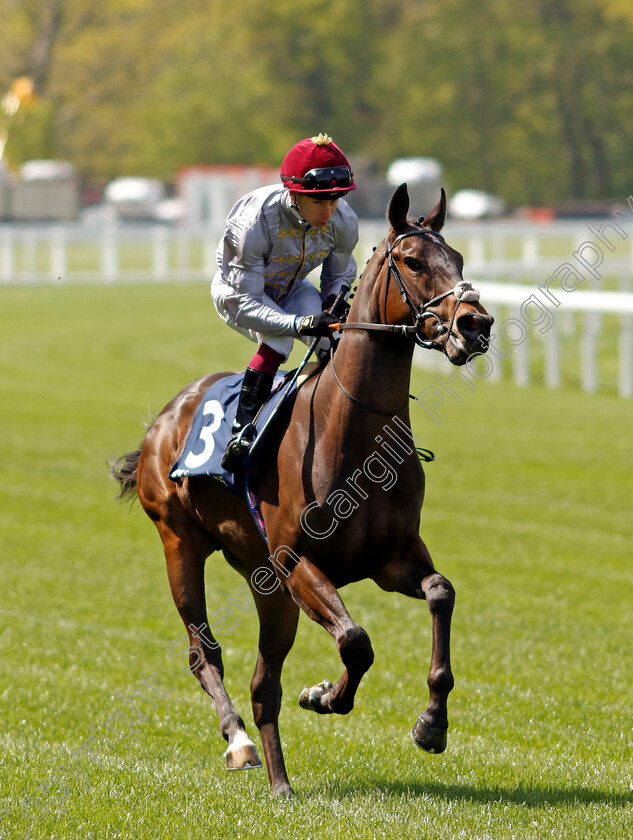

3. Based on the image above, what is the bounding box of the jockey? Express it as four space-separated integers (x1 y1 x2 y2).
211 132 358 471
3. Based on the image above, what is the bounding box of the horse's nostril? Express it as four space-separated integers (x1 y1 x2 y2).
456 313 493 342
457 314 483 335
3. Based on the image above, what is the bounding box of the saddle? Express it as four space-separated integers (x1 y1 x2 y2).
169 362 321 530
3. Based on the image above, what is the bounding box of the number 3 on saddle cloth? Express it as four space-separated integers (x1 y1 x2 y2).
169 366 318 544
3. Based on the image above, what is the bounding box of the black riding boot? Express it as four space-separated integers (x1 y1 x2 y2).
220 367 274 472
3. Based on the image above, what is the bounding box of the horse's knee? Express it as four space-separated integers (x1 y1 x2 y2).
339 626 374 673
183 630 224 679
251 665 283 729
423 574 455 614
251 665 281 705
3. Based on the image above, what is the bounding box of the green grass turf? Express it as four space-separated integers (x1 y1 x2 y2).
0 282 631 839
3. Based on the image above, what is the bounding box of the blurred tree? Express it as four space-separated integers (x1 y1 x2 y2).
131 0 399 176
0 0 105 167
369 0 633 203
533 0 626 200
0 0 630 201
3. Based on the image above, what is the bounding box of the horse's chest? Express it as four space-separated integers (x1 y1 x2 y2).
300 476 421 575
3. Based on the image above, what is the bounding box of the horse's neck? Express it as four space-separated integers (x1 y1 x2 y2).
323 257 415 431
332 331 413 413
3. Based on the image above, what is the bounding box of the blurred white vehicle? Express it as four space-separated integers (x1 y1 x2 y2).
104 177 166 220
11 159 79 221
386 157 443 215
386 157 442 187
448 189 505 220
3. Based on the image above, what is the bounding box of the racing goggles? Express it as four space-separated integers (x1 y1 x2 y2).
285 165 354 190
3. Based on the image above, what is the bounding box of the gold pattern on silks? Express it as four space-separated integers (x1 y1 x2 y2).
276 227 303 240
265 273 298 302
266 271 295 283
272 254 303 265
276 226 323 240
271 246 330 265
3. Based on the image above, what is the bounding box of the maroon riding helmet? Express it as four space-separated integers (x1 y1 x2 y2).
280 133 356 201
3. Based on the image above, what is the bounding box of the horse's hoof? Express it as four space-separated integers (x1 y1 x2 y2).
225 731 263 770
271 783 294 798
411 714 448 754
298 679 334 714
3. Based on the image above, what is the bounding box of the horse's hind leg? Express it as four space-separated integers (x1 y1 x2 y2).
249 588 300 796
284 557 374 716
158 520 261 770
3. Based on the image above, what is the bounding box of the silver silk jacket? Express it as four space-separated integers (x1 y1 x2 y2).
212 184 358 337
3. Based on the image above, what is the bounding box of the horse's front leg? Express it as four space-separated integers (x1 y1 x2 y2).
412 569 455 753
283 557 374 715
375 532 455 754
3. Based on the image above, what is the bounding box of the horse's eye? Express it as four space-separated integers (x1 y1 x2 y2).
404 257 421 271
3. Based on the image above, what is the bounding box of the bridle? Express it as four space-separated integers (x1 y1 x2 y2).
328 227 480 421
336 228 480 351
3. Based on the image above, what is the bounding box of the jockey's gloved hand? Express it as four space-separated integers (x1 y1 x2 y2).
322 288 350 316
296 311 339 337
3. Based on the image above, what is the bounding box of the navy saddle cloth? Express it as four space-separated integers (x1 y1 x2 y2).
169 369 301 494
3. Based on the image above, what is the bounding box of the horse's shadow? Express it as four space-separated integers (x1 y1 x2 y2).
308 777 632 808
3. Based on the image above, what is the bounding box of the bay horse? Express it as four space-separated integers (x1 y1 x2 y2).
111 184 493 796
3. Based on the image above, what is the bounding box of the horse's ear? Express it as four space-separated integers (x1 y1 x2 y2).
387 183 410 230
419 188 447 232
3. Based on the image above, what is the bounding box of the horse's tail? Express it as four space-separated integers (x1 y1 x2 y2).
109 448 141 501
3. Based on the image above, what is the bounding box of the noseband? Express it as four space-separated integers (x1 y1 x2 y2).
337 229 480 351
